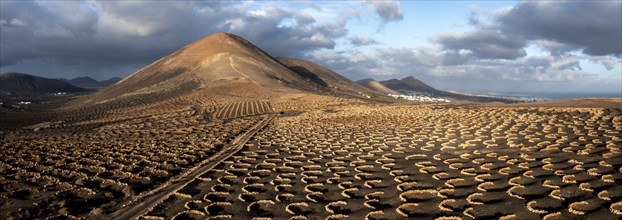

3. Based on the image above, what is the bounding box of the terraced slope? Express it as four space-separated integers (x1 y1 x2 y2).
215 100 273 119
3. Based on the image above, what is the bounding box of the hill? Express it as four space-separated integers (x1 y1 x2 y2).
381 76 442 95
0 72 88 98
79 32 352 106
277 57 387 99
65 76 123 89
66 76 101 89
100 77 122 86
357 79 401 95
2 32 383 127
377 76 512 103
60 32 381 124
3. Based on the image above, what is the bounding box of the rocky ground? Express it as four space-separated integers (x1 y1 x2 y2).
1 99 621 219
143 105 622 219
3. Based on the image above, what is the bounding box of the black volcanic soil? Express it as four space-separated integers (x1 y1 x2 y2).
143 105 622 219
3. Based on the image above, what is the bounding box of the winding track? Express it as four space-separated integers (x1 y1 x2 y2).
107 113 276 220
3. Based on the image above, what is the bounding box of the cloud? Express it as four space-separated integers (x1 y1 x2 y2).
428 0 621 75
1 0 619 96
362 0 403 22
220 3 350 57
0 1 354 79
533 40 582 57
306 46 598 84
495 1 622 56
589 56 619 70
434 29 527 59
0 1 201 69
374 47 473 67
349 36 379 46
0 18 27 27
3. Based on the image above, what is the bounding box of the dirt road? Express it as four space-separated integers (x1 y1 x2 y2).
106 114 276 220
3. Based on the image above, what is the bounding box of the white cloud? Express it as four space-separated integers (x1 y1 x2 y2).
307 46 601 84
361 0 403 22
434 29 527 60
9 18 27 26
589 56 619 70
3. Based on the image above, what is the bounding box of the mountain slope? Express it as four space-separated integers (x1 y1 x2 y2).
0 72 87 97
66 76 102 89
82 32 329 105
65 76 124 89
400 76 439 92
100 77 122 86
277 57 385 98
357 79 402 95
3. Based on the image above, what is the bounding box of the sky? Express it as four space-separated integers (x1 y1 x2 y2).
1 0 621 98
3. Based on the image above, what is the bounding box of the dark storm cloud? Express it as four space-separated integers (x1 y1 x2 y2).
0 1 351 79
0 1 98 66
363 0 403 22
432 1 621 60
434 30 527 60
495 1 622 56
0 1 231 74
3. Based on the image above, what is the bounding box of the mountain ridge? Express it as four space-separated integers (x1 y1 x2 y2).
357 79 401 95
64 76 122 89
382 76 439 94
77 32 378 107
277 57 387 99
0 72 88 98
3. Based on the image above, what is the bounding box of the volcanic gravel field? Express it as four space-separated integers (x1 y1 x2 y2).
143 105 622 219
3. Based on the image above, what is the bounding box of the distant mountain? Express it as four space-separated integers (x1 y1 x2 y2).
383 76 439 94
401 76 438 91
66 76 101 89
357 79 402 95
0 72 88 97
100 77 122 86
64 76 123 89
378 75 512 103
